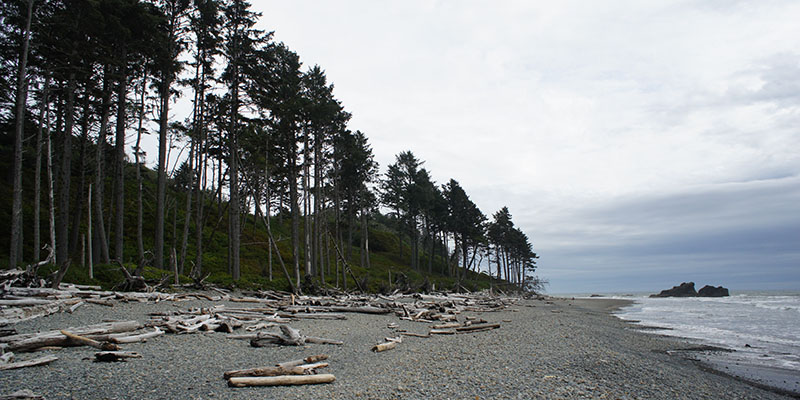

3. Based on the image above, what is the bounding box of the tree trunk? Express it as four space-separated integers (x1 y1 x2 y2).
313 129 322 280
46 97 56 261
33 74 51 262
228 69 241 281
134 74 146 270
155 75 171 270
9 0 33 268
178 137 194 274
69 89 90 259
93 70 112 264
304 131 312 278
264 142 272 280
113 46 127 263
289 151 301 286
56 73 77 267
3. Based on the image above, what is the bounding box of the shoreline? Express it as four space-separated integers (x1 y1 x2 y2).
0 293 794 399
583 296 800 398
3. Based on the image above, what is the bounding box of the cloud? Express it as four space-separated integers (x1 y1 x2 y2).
536 176 800 292
251 1 800 292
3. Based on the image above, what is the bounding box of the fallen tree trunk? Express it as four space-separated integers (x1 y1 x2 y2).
0 389 44 399
2 321 142 352
249 326 342 347
276 354 329 369
223 362 328 379
455 323 500 333
0 355 58 370
0 299 81 323
109 327 163 344
227 374 336 387
60 330 119 350
431 322 461 329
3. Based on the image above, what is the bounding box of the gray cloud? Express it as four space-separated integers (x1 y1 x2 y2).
245 1 800 293
537 176 800 292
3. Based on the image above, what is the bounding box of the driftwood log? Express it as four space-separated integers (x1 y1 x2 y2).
250 326 343 347
1 321 142 352
227 374 336 387
109 327 163 344
371 341 397 352
456 323 500 333
0 355 58 370
223 362 329 379
0 389 44 400
94 351 142 362
60 330 119 351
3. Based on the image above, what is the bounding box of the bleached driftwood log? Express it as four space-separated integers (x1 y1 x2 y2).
0 388 44 399
223 362 329 379
0 299 81 323
108 327 163 344
227 374 336 387
431 322 461 329
60 330 119 350
250 326 342 347
455 323 500 333
1 321 142 352
275 354 329 369
85 299 114 307
399 332 430 338
0 355 58 370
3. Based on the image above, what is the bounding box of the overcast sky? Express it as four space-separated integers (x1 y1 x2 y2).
243 0 800 293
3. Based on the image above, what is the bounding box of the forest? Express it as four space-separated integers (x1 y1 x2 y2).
0 0 540 294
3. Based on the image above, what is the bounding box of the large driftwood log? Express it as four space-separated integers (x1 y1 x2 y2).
0 299 81 323
227 374 336 387
431 322 461 329
328 306 390 315
0 389 44 399
0 355 58 370
455 323 500 333
60 330 119 350
275 355 329 369
250 326 342 347
0 299 54 306
1 321 142 352
399 332 430 338
109 327 163 344
223 362 329 379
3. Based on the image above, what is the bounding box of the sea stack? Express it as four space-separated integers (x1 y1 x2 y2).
650 282 698 297
698 285 730 297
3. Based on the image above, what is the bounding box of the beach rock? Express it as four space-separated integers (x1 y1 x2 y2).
698 285 729 297
650 282 698 298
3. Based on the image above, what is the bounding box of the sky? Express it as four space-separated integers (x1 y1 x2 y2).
228 0 800 293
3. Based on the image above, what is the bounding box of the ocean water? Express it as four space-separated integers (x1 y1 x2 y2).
612 291 800 374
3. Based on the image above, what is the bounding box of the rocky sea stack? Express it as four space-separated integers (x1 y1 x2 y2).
698 285 730 297
650 282 730 298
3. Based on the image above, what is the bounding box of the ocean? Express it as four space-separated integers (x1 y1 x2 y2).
610 291 800 394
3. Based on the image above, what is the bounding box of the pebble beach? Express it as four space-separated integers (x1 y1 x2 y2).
0 295 793 399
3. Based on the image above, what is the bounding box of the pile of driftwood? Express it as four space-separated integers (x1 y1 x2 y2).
225 354 334 387
1 272 521 390
0 319 154 371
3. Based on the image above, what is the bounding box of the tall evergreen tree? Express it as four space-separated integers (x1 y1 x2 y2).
153 0 189 270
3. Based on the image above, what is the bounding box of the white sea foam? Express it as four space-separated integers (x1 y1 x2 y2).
614 291 800 372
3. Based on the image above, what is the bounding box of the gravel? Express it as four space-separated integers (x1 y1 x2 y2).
0 296 792 399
